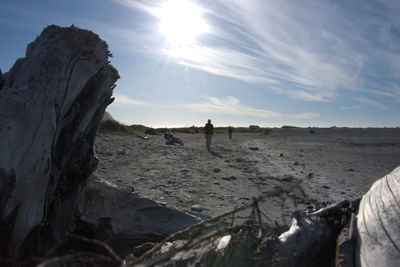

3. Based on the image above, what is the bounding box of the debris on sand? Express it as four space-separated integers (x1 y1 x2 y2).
164 133 184 146
213 168 221 173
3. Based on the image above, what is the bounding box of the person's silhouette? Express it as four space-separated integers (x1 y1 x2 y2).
228 126 233 140
204 119 214 151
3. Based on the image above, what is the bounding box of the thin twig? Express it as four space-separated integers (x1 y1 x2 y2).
259 209 273 223
253 197 264 238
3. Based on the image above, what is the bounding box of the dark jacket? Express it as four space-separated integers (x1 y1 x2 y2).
205 122 214 135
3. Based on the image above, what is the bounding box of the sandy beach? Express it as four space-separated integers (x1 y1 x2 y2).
94 127 400 225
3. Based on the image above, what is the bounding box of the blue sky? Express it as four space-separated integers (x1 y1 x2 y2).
1 0 399 127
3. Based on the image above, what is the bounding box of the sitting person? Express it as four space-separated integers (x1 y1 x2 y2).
164 133 184 146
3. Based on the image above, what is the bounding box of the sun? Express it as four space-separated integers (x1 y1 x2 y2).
154 0 209 46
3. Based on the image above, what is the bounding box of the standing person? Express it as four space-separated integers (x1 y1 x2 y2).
228 126 233 140
204 119 214 151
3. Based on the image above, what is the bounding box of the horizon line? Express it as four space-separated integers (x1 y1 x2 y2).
104 121 400 129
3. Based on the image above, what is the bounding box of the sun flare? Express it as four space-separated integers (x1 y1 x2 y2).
155 0 209 46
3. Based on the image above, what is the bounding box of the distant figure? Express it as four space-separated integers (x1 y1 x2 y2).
204 119 214 151
228 126 233 140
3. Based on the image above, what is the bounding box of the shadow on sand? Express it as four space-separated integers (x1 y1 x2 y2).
208 149 223 158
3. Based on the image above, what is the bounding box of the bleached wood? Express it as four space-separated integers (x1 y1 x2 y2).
356 166 400 267
0 25 118 258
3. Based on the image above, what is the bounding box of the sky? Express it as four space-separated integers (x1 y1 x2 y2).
1 0 399 127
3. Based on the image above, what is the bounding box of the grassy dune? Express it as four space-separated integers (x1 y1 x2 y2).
98 120 273 136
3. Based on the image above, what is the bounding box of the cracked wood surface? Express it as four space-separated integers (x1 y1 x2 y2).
0 25 119 259
356 166 400 267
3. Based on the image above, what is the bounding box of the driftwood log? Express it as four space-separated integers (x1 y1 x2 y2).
0 25 119 259
77 175 200 256
355 166 400 267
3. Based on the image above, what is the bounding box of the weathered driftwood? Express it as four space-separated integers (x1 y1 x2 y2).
0 25 119 259
77 175 200 256
336 212 357 267
355 166 400 267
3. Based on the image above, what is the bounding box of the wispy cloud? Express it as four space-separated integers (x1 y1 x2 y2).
272 88 336 102
287 113 320 119
110 0 399 103
108 94 320 126
354 97 388 110
113 94 151 106
185 96 319 120
186 96 281 118
341 105 361 110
